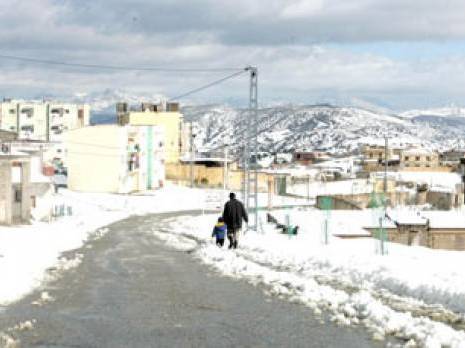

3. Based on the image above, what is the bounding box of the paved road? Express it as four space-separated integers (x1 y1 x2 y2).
0 212 381 348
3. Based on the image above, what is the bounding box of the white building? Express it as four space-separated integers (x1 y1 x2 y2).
0 100 90 141
65 125 165 193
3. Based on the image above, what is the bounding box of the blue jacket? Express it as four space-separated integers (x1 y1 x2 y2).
212 222 227 239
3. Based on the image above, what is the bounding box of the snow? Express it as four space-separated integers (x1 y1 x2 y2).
287 178 373 197
4 177 465 346
400 107 465 119
155 209 465 347
383 171 462 189
0 184 307 306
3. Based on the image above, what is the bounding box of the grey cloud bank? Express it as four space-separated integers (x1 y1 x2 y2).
0 0 465 109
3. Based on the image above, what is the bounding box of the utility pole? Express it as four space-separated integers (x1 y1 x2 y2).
190 123 195 188
223 143 228 192
384 136 388 194
307 175 310 202
243 66 258 231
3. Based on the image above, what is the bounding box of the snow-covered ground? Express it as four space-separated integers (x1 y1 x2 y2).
0 185 309 306
287 178 373 197
154 209 465 347
288 171 463 199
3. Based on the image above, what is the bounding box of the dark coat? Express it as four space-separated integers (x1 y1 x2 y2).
222 198 248 230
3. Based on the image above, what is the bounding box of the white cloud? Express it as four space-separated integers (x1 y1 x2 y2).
0 0 464 108
281 0 324 18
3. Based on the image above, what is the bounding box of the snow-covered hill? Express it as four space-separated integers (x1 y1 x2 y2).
182 104 461 155
400 106 465 119
80 89 465 154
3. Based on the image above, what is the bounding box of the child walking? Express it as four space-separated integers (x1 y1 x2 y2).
212 217 226 247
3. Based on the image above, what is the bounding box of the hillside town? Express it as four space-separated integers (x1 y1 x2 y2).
3 99 465 251
3 1 465 347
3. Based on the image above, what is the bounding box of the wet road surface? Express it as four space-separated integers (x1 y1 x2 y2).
0 212 381 348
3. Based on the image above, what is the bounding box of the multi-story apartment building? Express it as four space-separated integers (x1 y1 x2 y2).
361 144 403 171
0 100 90 141
117 102 183 163
361 144 441 172
401 148 439 169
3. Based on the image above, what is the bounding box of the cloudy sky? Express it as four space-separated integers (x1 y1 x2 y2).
1 0 465 110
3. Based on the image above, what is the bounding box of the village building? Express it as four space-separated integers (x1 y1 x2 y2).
361 144 403 172
0 99 90 142
0 129 18 143
439 149 465 169
65 124 165 193
401 148 439 170
0 150 54 225
292 151 329 165
117 102 184 164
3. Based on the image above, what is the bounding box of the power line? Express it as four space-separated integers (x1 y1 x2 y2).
169 69 247 101
0 53 243 73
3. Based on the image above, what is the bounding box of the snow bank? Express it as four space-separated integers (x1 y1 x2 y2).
157 211 465 347
0 185 306 306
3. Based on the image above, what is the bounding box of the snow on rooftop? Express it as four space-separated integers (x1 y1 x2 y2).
377 171 462 189
402 147 436 155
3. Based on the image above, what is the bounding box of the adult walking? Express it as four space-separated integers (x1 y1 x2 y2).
222 192 248 249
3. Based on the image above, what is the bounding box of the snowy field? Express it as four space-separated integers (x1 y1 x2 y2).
287 178 373 197
154 209 465 347
0 185 309 306
287 172 463 199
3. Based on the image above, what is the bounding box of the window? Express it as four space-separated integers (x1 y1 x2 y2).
426 156 431 161
9 109 15 114
405 156 409 161
369 153 373 158
21 108 34 118
21 125 34 132
416 156 420 161
31 196 36 208
14 189 22 203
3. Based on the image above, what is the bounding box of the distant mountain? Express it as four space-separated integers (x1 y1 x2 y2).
72 89 165 114
79 90 465 154
182 104 453 155
399 107 465 119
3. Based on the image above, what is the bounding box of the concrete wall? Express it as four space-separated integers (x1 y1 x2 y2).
426 191 464 210
316 195 363 210
316 191 409 210
0 161 12 224
66 125 126 193
0 159 31 225
28 182 54 221
0 130 17 141
0 102 18 132
166 163 272 192
66 125 165 193
366 226 465 251
399 166 455 173
430 230 465 250
20 161 31 221
126 111 182 163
